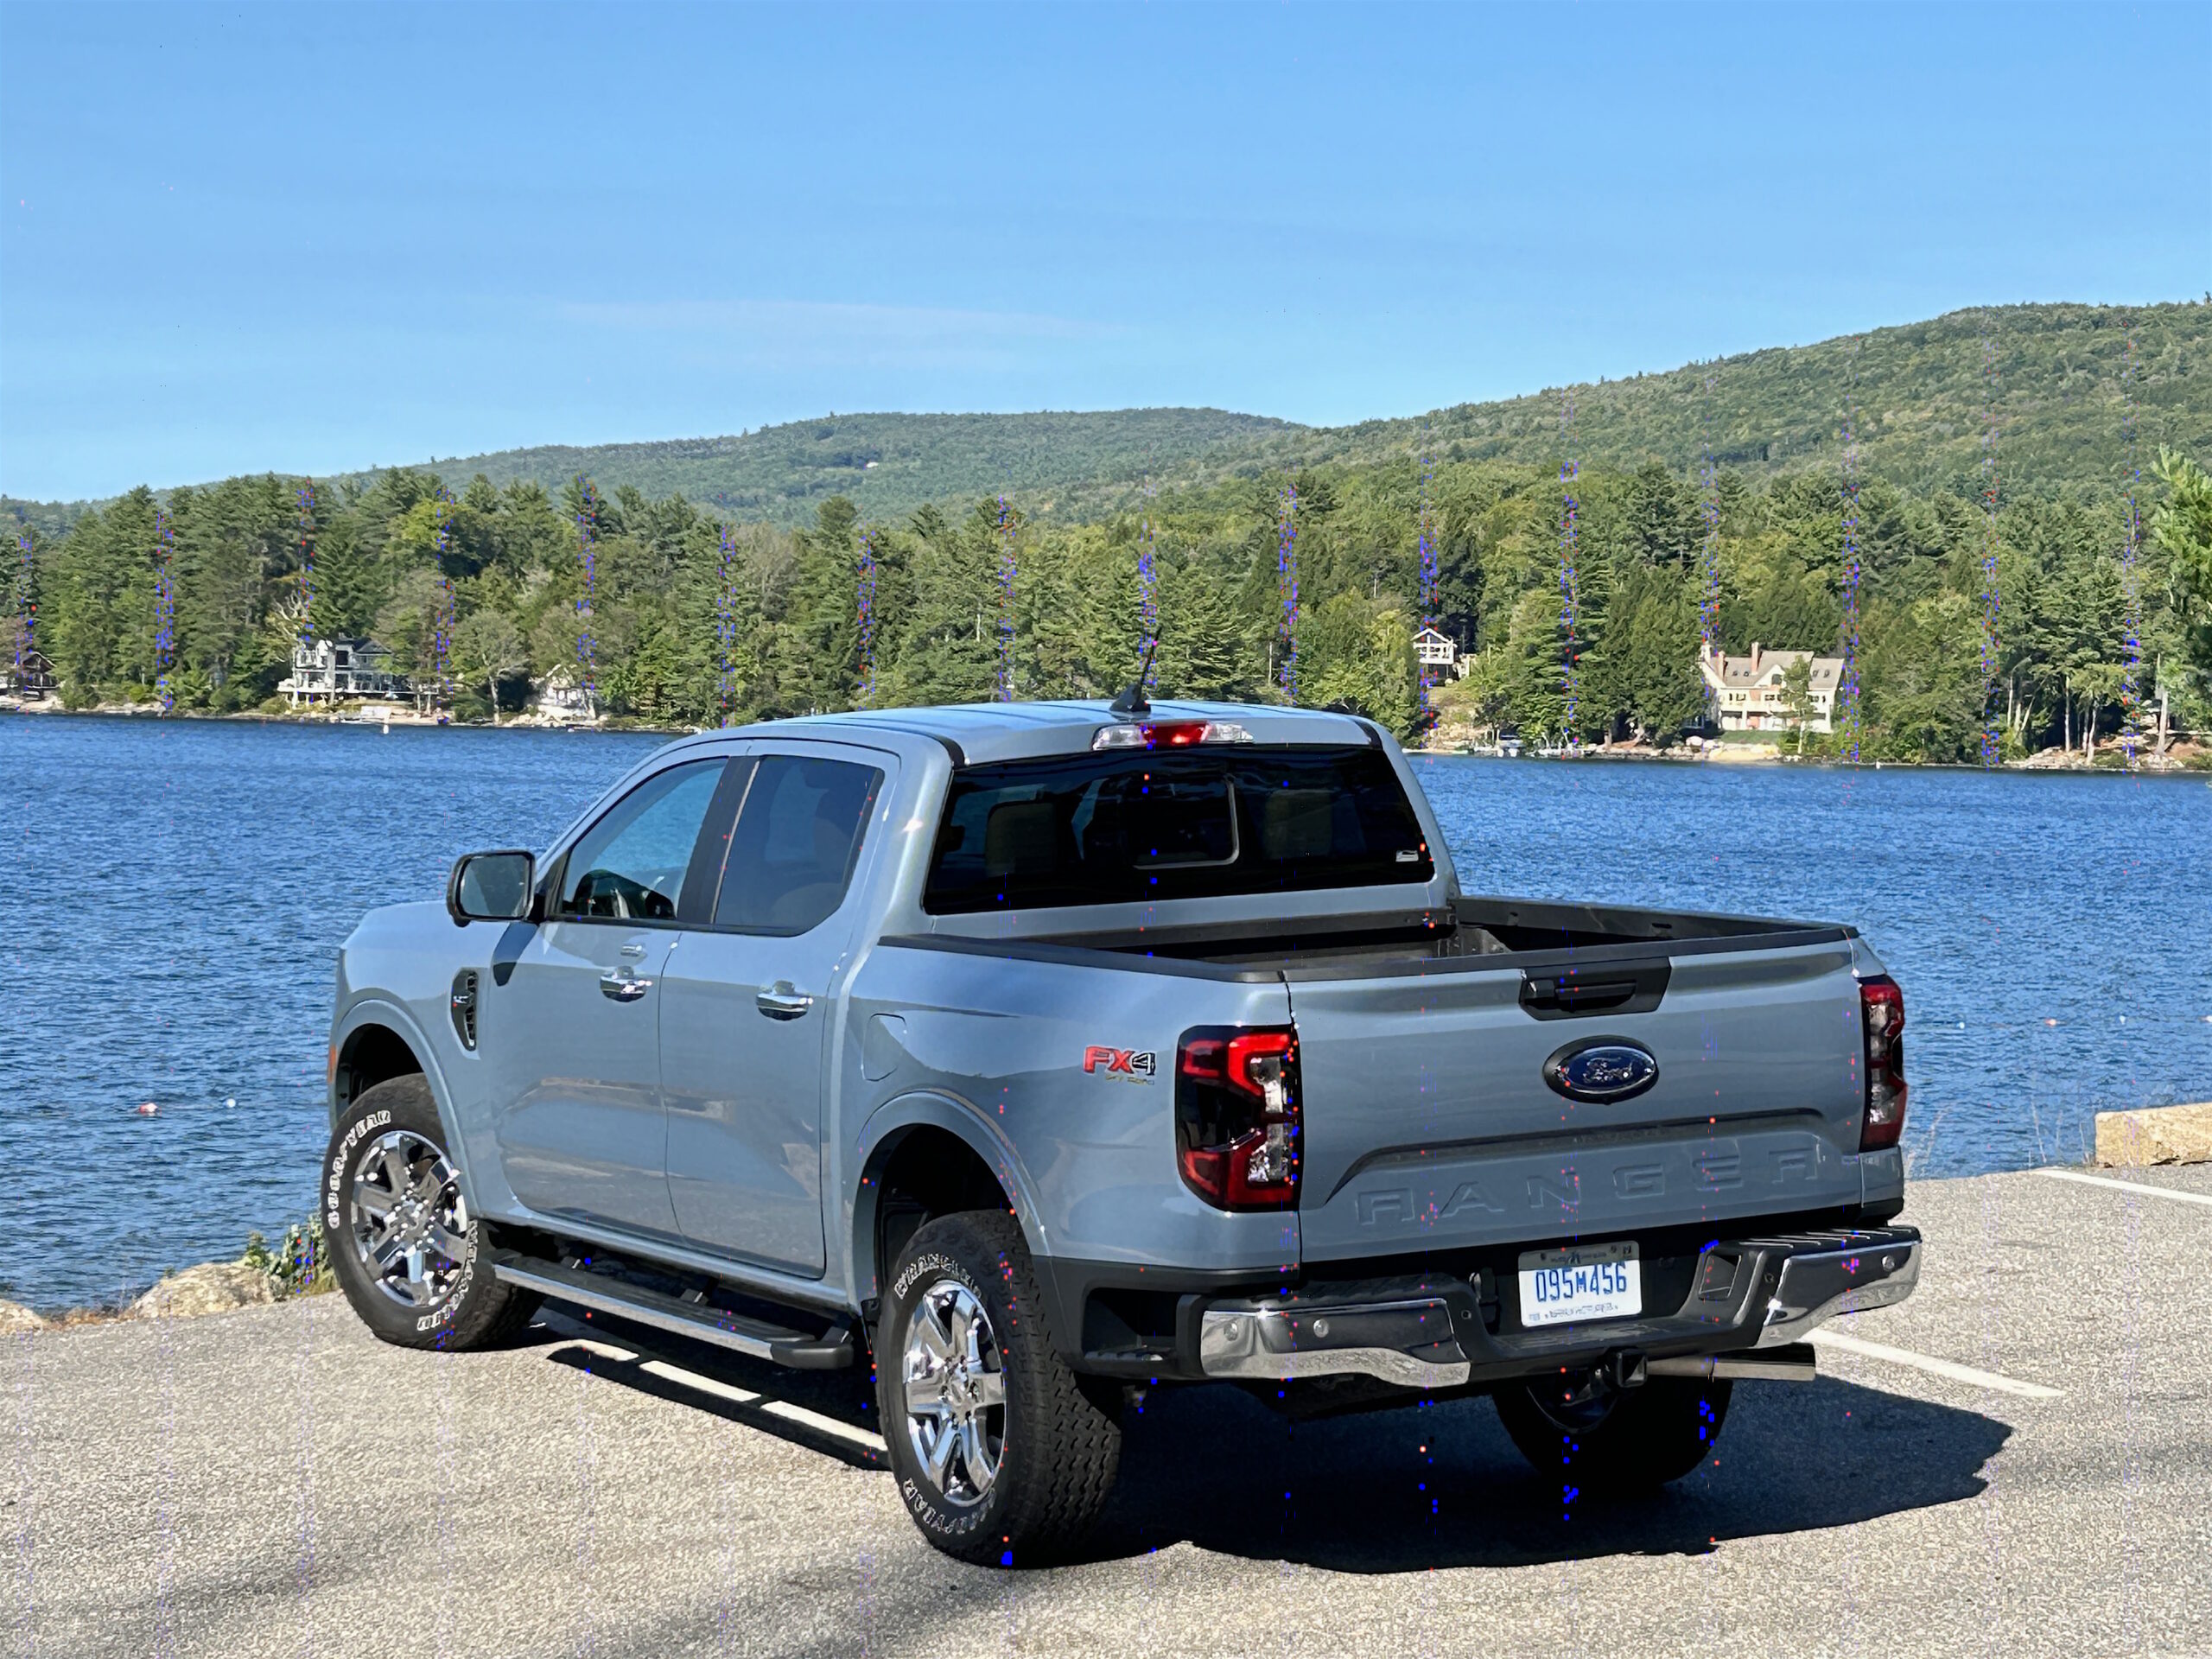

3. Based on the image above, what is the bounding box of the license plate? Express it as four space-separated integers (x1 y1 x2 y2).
1517 1242 1642 1328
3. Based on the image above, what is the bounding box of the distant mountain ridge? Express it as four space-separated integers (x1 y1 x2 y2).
326 407 1302 529
1249 302 2210 504
8 301 2206 535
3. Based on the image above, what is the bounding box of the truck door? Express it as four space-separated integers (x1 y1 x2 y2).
659 742 893 1276
486 755 735 1239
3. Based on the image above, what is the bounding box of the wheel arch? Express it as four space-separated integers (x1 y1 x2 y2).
333 1017 429 1114
331 997 463 1133
849 1093 1051 1315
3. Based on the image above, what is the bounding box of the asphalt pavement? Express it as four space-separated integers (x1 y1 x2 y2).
12 1164 2210 1659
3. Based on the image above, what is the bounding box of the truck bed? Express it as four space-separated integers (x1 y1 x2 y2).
1009 893 1850 977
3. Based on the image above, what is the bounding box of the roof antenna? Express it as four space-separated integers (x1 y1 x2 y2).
1109 638 1160 717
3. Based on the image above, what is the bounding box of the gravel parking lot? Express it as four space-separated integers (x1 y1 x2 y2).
13 1164 2210 1659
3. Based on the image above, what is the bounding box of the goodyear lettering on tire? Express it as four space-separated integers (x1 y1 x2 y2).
325 1108 391 1232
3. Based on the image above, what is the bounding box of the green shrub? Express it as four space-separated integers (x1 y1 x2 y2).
240 1218 336 1297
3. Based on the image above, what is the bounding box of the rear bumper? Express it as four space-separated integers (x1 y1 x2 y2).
1049 1224 1921 1390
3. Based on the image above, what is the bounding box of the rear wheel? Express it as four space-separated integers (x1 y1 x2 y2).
877 1209 1121 1565
1496 1370 1732 1491
323 1075 538 1350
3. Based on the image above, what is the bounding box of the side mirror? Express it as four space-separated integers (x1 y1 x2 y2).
448 850 536 926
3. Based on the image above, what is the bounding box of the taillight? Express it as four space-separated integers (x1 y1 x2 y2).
1174 1026 1300 1210
1859 976 1908 1151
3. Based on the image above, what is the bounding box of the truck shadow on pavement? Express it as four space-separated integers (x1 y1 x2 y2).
1090 1375 2012 1573
527 1310 2011 1574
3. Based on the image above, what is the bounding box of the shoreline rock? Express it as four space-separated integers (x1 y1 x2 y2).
2096 1103 2212 1168
0 1299 48 1333
131 1262 281 1319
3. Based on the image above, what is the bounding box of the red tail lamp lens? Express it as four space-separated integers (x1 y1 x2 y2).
1150 720 1208 747
1859 976 1908 1152
1174 1026 1300 1211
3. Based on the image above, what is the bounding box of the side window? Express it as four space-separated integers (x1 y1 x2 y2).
556 760 727 923
714 754 883 935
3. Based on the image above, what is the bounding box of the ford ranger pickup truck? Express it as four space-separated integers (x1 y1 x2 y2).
322 694 1921 1564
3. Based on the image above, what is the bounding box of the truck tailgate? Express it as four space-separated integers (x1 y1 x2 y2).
1289 940 1870 1262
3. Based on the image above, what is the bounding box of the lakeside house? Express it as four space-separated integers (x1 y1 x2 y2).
2 646 57 701
278 637 410 709
531 666 595 722
1698 640 1841 734
1414 627 1460 676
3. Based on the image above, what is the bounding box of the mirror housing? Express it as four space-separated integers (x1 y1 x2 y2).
448 849 537 926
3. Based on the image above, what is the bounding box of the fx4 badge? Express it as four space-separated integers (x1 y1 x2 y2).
1082 1046 1157 1082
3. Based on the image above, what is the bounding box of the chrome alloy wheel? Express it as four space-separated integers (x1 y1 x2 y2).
349 1128 469 1309
901 1280 1007 1506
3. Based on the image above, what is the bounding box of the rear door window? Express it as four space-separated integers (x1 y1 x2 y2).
712 753 884 934
925 746 1431 913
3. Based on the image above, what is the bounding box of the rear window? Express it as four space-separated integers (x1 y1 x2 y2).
923 746 1433 913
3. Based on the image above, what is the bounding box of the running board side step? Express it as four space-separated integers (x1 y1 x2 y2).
493 1257 856 1370
1648 1342 1816 1382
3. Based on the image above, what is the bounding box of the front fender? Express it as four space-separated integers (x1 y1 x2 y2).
329 995 505 1213
847 1089 1054 1307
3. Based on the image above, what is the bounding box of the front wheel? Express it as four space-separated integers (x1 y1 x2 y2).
877 1209 1122 1565
322 1075 538 1350
1495 1371 1732 1491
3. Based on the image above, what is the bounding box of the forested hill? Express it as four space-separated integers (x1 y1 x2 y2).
5 301 2205 535
2 407 1297 538
1149 302 2211 509
336 406 1311 530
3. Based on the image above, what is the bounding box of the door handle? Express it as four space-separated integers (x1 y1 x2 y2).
600 970 652 1002
756 981 813 1020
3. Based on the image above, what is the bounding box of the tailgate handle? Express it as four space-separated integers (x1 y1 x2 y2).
1519 963 1669 1019
1529 978 1637 1010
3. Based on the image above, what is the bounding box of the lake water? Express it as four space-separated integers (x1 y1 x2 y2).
3 714 2207 1313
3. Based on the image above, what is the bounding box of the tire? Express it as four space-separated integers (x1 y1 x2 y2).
877 1210 1121 1566
322 1075 539 1351
1495 1371 1732 1492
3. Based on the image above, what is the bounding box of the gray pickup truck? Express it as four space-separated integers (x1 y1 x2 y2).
323 694 1921 1563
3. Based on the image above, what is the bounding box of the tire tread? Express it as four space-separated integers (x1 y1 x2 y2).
883 1209 1121 1564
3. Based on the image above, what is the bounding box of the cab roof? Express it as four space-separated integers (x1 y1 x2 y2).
720 698 1382 768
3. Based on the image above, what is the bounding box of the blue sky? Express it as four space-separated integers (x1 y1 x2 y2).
2 1 2206 501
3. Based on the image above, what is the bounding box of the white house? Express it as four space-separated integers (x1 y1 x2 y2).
531 666 596 722
1414 627 1459 674
1698 640 1843 734
279 637 410 708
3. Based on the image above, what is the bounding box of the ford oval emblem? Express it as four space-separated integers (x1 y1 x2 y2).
1543 1039 1660 1103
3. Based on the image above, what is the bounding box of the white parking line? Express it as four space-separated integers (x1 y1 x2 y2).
2031 1167 2212 1209
542 1322 889 1452
556 1336 639 1363
639 1358 761 1406
760 1398 889 1452
1807 1329 2064 1400
641 1356 889 1452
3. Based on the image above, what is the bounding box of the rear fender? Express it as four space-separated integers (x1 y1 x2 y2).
847 1090 1051 1309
